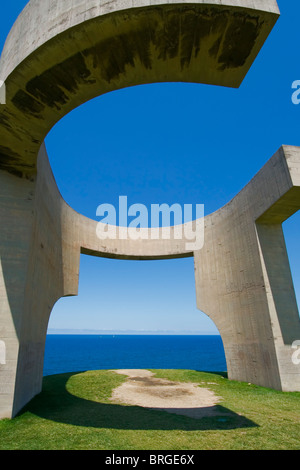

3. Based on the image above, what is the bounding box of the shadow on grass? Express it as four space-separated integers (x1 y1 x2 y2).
21 372 258 431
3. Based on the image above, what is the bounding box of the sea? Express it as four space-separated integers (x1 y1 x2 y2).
43 334 227 377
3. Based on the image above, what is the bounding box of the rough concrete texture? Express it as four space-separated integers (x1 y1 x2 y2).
0 0 299 421
0 0 279 177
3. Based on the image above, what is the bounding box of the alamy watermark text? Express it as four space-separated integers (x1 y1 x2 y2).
96 197 204 251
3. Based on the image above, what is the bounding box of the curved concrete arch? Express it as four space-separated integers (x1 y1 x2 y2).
0 0 281 82
0 0 279 176
1 0 300 420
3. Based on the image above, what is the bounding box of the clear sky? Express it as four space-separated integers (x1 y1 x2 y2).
1 1 299 334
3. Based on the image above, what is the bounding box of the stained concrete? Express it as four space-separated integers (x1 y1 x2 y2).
0 0 279 177
1 0 299 421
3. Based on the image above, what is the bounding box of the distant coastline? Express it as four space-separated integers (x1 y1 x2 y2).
47 329 220 336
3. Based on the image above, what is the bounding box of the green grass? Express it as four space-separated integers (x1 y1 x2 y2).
0 369 299 450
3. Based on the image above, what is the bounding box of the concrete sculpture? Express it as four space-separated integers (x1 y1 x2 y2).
0 0 299 420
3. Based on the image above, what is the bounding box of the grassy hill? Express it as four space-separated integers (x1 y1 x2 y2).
0 369 299 450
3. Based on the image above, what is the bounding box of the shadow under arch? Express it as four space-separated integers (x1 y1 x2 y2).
19 371 258 431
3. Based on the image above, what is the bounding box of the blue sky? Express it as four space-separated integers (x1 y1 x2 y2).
1 1 299 334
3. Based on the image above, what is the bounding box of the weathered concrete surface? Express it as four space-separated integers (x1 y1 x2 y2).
194 146 300 392
0 0 279 177
1 0 299 420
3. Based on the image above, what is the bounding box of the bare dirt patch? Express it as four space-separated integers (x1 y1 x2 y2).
110 369 228 419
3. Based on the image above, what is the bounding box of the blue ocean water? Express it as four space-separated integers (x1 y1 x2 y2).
43 335 227 377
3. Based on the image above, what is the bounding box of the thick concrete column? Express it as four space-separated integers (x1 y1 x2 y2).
194 146 300 391
0 147 80 418
0 170 36 418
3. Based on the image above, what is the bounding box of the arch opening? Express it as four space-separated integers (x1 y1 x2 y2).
45 254 226 377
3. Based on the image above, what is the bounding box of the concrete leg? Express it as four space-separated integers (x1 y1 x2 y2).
194 147 300 391
0 169 37 418
0 147 80 418
194 219 284 390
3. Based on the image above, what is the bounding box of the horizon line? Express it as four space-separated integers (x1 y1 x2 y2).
47 328 220 336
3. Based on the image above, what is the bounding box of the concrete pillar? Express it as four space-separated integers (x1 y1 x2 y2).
0 147 80 418
194 146 300 391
